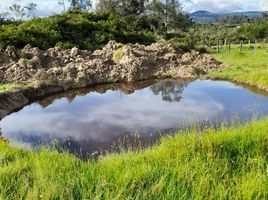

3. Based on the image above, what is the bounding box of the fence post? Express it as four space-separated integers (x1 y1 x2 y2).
217 40 220 53
239 40 243 52
254 39 257 56
228 41 231 53
248 39 251 45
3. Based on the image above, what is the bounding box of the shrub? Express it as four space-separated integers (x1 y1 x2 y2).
0 11 157 51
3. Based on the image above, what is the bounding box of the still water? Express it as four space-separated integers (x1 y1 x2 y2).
1 79 268 158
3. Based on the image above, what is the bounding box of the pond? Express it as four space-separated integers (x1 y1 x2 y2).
1 79 268 158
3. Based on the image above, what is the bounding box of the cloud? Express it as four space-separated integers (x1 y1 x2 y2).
259 0 268 11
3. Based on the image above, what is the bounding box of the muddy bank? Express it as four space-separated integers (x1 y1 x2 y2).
0 41 223 119
0 85 64 120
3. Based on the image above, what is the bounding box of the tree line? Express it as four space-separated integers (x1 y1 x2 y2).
0 0 194 51
0 0 191 30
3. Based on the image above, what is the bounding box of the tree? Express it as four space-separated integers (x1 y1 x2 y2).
24 3 37 19
69 0 91 10
8 4 25 20
0 12 10 23
58 0 67 12
97 0 148 16
146 0 182 29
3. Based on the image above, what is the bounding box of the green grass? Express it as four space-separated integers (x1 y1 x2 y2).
209 44 268 90
0 119 268 199
0 83 30 93
112 47 125 62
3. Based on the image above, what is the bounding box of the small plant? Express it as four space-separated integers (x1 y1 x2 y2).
107 76 118 83
18 58 27 67
112 47 125 62
55 42 75 49
195 45 209 53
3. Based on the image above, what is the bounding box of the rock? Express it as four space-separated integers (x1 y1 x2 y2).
5 45 18 59
71 47 79 57
0 70 4 80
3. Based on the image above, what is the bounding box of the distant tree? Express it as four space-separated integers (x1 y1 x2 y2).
69 0 91 10
58 0 67 12
262 12 268 19
0 12 10 22
8 4 25 20
24 3 37 19
97 0 148 16
146 0 183 29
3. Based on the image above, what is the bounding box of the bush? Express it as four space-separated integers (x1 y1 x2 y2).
195 45 210 53
0 11 157 51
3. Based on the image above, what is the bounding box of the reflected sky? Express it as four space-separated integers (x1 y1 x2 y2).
1 79 268 158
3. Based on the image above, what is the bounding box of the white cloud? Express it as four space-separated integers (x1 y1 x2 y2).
259 0 268 11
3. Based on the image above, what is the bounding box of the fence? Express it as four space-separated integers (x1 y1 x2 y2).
209 39 267 55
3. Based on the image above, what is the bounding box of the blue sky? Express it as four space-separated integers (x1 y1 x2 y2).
0 0 267 17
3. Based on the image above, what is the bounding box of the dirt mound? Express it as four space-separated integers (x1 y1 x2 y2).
0 41 223 88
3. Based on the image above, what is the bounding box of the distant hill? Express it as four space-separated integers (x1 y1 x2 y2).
190 10 268 23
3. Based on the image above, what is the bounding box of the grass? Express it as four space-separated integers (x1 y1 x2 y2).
209 44 268 90
0 83 30 93
0 119 268 199
112 47 125 62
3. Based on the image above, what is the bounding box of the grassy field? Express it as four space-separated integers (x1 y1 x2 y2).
0 83 29 93
210 44 268 90
0 119 268 199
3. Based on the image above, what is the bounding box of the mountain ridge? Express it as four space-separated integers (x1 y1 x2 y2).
190 10 268 23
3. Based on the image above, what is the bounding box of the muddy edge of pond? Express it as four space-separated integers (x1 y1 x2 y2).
0 41 225 120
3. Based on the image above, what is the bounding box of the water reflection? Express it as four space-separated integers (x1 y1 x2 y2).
150 80 187 102
1 79 268 158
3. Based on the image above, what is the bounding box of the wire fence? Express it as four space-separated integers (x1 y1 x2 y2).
206 39 268 55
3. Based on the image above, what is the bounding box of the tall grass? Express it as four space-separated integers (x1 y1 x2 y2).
210 44 268 90
0 119 268 199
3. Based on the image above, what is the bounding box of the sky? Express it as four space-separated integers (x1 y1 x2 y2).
0 0 268 17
